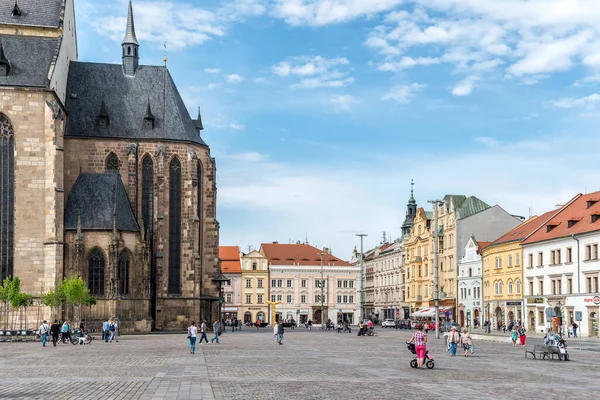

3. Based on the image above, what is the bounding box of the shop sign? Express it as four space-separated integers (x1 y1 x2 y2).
583 296 600 305
506 301 521 306
527 297 544 304
247 307 263 310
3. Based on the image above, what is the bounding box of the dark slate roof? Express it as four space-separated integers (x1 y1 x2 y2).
0 0 62 28
65 62 206 146
65 173 139 232
0 35 60 87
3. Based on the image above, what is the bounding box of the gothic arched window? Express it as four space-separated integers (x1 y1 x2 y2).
88 248 105 296
106 152 119 173
197 161 203 253
118 251 130 296
141 155 154 237
168 157 181 295
0 114 14 281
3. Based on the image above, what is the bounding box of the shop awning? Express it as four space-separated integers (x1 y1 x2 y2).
411 308 430 317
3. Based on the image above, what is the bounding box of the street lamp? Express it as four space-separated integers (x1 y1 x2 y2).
428 199 442 340
211 273 229 330
356 233 368 323
318 252 325 330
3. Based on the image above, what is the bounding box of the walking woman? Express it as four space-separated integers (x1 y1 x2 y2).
188 321 198 354
511 326 518 346
518 325 527 347
407 323 428 368
447 326 459 356
460 329 472 357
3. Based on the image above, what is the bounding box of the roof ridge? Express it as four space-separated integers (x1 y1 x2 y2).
522 193 583 242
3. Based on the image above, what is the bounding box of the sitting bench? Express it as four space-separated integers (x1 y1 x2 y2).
525 344 564 360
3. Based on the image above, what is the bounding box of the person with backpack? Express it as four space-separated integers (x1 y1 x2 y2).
572 322 578 338
108 319 117 342
39 320 50 347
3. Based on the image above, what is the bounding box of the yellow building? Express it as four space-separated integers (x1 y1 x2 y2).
482 211 554 327
240 250 269 324
404 208 432 312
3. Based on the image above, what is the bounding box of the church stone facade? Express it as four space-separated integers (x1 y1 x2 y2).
0 0 220 331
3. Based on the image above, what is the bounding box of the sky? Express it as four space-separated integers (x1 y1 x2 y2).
74 0 600 259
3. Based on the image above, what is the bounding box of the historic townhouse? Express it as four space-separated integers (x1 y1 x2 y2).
523 192 600 337
373 239 407 320
404 207 432 314
481 210 558 329
262 243 360 325
457 237 488 328
0 1 220 331
240 250 269 324
219 246 242 323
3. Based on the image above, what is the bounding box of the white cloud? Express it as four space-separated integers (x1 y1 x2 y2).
573 75 600 87
272 55 354 89
551 93 600 109
329 94 356 111
271 0 404 26
451 75 478 96
378 56 440 72
204 68 221 74
382 82 424 103
226 152 267 162
474 136 500 147
207 83 220 89
226 74 244 83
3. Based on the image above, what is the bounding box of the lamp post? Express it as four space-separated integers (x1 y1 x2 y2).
211 273 229 331
319 252 325 330
428 199 442 339
356 233 368 323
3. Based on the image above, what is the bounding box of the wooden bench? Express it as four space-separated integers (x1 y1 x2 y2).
525 344 564 360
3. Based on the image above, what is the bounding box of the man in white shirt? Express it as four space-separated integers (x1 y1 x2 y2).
39 320 49 347
199 320 209 344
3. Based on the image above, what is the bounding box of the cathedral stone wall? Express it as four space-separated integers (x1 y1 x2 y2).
0 88 64 295
63 138 220 330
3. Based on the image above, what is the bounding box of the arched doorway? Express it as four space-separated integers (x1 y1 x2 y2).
244 312 252 323
314 310 322 324
257 311 265 322
459 310 465 327
590 312 598 337
474 309 480 327
495 306 503 328
529 311 535 331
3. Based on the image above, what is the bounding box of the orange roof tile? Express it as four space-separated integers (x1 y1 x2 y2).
260 243 351 266
219 246 241 273
485 209 560 249
477 241 492 254
522 192 600 244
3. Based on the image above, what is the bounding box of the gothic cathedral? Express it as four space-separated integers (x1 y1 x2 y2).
0 0 220 331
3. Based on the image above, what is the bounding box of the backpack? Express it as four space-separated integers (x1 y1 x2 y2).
109 324 115 331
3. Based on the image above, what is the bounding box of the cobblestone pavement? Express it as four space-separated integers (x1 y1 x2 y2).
1 329 599 400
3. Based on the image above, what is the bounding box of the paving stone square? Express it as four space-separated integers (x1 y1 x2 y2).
0 329 598 400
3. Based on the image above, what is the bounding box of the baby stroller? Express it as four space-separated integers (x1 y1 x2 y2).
406 342 435 369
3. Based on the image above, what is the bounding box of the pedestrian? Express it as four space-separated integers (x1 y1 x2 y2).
79 319 86 335
276 319 284 345
188 321 198 354
308 319 312 330
447 326 459 356
256 319 260 331
199 320 209 344
407 323 428 368
238 319 242 331
511 326 518 346
50 320 60 347
109 319 116 342
102 319 110 342
110 319 119 342
518 325 527 347
460 329 472 357
572 322 578 338
273 323 278 342
60 320 69 343
233 319 238 332
39 320 50 347
211 320 220 344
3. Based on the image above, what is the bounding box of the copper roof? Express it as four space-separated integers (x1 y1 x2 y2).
260 243 351 266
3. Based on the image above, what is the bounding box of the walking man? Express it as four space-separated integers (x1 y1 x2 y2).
211 320 220 344
199 320 209 344
39 320 49 347
572 322 578 338
102 319 110 342
50 320 60 347
276 320 284 345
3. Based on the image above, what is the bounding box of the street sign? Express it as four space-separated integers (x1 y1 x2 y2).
575 311 583 322
545 307 553 322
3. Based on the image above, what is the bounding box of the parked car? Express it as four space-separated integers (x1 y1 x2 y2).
441 323 461 332
382 319 395 328
396 319 412 329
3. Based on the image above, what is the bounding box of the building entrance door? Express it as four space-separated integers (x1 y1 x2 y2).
314 310 322 324
590 312 598 337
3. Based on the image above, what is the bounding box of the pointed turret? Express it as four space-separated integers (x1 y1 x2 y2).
122 1 139 76
0 41 11 77
98 101 109 128
193 107 204 131
12 1 22 17
401 179 418 238
143 98 155 130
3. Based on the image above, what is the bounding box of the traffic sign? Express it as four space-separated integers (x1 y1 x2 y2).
545 307 553 322
575 311 583 322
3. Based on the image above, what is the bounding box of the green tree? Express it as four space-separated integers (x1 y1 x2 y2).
0 277 13 330
62 276 91 321
42 284 66 321
14 293 34 330
8 277 21 330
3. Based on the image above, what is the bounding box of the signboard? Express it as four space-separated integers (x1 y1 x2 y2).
506 301 521 306
582 296 600 304
527 297 544 304
575 311 583 322
545 307 553 322
595 296 600 305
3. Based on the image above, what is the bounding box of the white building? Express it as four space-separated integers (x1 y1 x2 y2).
373 239 408 320
261 243 361 325
457 237 484 328
522 192 600 338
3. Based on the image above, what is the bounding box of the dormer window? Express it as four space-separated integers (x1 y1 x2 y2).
98 101 109 129
587 199 599 209
12 1 22 17
592 214 600 223
0 41 10 77
568 217 582 228
144 100 155 130
546 224 558 233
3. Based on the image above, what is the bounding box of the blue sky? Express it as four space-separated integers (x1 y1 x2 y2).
75 0 600 258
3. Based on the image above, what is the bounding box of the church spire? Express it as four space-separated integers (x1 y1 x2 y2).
122 1 139 76
401 179 418 238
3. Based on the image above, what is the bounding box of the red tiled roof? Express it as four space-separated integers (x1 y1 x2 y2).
485 209 560 249
219 246 241 273
522 192 600 244
477 242 492 254
260 243 351 266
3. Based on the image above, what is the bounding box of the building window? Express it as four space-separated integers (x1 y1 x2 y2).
337 295 342 303
587 276 599 293
276 295 282 302
567 278 573 294
271 279 276 287
508 280 513 294
538 280 543 295
343 295 348 303
551 278 562 295
196 161 203 255
245 279 251 288
516 280 521 295
0 114 14 281
252 262 257 270
315 295 320 303
277 279 282 288
286 279 292 288
225 293 232 303
566 248 572 263
515 253 520 266
88 248 105 297
508 255 513 266
301 295 306 303
257 295 263 304
349 295 354 303
528 280 533 296
271 295 276 302
286 295 292 303
118 251 130 296
337 280 342 288
528 253 533 268
168 158 182 295
246 294 252 304
301 279 307 288
551 250 561 265
537 252 543 267
141 156 154 239
257 279 263 288
105 152 119 173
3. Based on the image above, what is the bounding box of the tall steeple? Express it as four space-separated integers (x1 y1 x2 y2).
122 1 139 76
401 179 418 237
